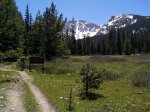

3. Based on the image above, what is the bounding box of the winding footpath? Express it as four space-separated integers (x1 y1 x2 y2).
0 65 58 112
19 71 57 112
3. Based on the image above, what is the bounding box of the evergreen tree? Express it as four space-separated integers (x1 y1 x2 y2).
42 2 70 59
117 29 122 55
101 37 106 55
123 30 132 55
24 4 31 55
69 18 76 55
76 39 83 55
143 32 149 54
0 0 24 55
80 64 104 99
27 11 43 55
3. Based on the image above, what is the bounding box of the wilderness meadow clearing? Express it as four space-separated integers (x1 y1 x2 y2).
0 55 150 112
25 55 150 112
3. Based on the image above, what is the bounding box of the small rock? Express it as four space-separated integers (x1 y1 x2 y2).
11 108 15 110
0 105 4 107
137 92 143 94
60 96 63 99
77 102 80 104
0 96 4 99
64 98 68 100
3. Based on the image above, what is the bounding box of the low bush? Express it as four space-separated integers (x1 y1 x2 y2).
16 57 26 71
132 69 150 87
103 69 119 80
0 52 5 58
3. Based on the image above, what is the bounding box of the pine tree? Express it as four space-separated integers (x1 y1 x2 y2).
24 4 31 55
27 11 42 55
0 0 24 56
117 29 122 55
101 37 106 55
42 2 69 59
70 18 76 55
124 30 132 55
80 64 104 99
143 31 149 54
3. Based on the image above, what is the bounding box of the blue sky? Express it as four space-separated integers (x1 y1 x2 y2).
15 0 150 25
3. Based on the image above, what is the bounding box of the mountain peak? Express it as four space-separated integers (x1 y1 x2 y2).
66 20 101 39
66 14 150 39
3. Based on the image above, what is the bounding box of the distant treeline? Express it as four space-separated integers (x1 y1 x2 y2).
73 29 150 55
0 0 150 60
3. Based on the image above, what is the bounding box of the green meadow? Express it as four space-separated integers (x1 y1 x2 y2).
29 55 150 112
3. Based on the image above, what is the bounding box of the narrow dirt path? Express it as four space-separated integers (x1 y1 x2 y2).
0 66 58 112
0 66 25 112
18 71 58 112
3 81 25 112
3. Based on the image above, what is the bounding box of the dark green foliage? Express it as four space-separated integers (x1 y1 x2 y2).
0 0 24 55
80 64 104 99
38 2 70 59
73 27 150 55
69 18 76 55
17 57 25 71
24 4 32 55
0 0 70 60
27 11 43 55
117 29 122 55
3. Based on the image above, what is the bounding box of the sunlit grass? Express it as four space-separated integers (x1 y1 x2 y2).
29 55 150 112
23 83 39 112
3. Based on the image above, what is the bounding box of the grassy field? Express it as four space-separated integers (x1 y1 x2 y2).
29 55 150 112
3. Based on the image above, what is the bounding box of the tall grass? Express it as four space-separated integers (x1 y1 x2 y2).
132 68 150 87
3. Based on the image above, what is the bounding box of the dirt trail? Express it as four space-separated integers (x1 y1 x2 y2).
19 71 58 112
0 65 58 112
3 82 25 112
0 65 25 112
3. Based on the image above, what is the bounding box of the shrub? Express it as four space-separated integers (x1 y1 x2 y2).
132 69 150 87
0 52 4 58
17 57 25 71
80 63 104 99
5 50 18 57
4 49 23 58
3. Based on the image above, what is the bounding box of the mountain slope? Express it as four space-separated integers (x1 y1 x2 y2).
66 20 101 39
66 14 150 39
97 14 150 35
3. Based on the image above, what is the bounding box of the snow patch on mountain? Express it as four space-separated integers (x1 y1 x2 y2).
66 20 101 39
96 14 139 35
66 14 149 39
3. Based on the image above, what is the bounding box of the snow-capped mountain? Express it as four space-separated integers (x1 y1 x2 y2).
66 14 150 39
97 14 150 35
66 20 101 39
